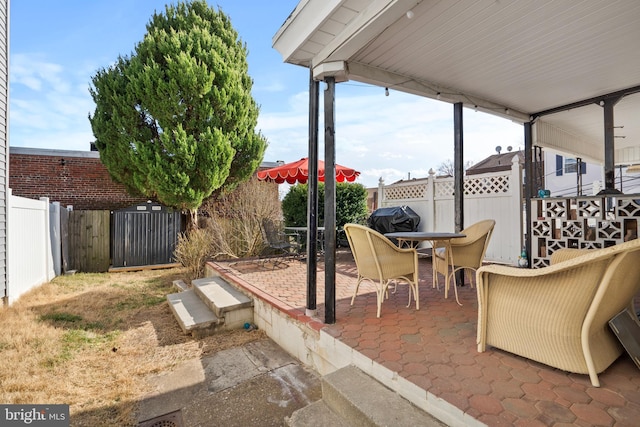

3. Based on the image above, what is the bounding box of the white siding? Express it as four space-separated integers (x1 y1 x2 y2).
0 0 8 304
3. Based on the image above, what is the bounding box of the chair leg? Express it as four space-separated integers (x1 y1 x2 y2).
406 280 419 310
376 287 384 318
351 277 363 305
466 269 475 288
390 280 399 294
377 280 391 318
432 257 440 289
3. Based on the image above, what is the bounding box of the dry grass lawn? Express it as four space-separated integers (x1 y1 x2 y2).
0 267 266 426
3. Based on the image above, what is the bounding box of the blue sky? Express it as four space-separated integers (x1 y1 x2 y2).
9 0 524 189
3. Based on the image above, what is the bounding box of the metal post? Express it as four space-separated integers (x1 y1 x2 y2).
524 122 533 268
599 97 622 195
453 103 464 284
576 157 583 196
306 69 319 315
453 102 464 232
324 77 336 324
534 146 544 192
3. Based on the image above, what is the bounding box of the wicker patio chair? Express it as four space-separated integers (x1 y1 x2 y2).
433 219 495 291
476 238 640 387
344 223 419 318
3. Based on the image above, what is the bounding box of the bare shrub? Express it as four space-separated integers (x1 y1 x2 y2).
173 228 213 279
203 178 282 259
174 178 281 277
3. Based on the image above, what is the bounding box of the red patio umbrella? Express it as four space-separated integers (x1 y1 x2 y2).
256 157 360 184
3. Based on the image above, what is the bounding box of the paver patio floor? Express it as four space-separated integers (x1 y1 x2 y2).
212 249 640 426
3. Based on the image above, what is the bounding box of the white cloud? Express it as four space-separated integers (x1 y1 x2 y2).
11 54 69 92
10 53 96 150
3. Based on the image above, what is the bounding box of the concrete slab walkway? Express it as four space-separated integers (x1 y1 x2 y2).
138 339 322 427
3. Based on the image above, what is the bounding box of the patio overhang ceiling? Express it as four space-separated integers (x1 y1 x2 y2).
273 0 640 166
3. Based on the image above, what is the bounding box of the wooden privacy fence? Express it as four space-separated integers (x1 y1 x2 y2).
67 210 111 273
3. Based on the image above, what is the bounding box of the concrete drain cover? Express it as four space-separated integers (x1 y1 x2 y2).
138 409 184 427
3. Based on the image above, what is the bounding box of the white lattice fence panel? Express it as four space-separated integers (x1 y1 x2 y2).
382 168 523 265
435 180 454 197
384 183 428 200
464 175 510 195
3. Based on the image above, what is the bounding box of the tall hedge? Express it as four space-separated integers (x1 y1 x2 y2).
281 182 368 229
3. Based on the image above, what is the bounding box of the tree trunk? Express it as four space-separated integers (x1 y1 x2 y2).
187 209 198 231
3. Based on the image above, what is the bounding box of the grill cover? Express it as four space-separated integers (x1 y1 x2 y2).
367 206 420 234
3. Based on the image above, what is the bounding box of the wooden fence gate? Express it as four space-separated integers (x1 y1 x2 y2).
67 210 111 273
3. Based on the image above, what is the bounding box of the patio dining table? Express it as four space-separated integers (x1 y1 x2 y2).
384 231 466 305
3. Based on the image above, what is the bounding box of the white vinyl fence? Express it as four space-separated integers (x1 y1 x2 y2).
6 190 55 304
379 155 523 265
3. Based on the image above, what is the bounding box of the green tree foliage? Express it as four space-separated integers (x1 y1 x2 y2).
89 1 266 227
281 184 308 227
281 182 369 229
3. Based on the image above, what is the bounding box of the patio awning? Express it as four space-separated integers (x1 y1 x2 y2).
273 0 640 166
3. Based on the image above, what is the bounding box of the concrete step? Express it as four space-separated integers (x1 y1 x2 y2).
285 400 349 427
167 289 221 338
172 279 189 292
192 277 254 330
321 365 445 426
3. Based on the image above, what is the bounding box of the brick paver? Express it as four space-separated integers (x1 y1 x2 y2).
213 250 640 426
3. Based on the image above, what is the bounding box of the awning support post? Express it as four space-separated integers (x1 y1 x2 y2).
453 102 464 232
599 97 623 194
524 121 533 268
306 69 319 316
324 77 337 324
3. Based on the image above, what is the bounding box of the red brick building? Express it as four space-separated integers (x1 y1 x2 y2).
9 147 282 211
9 147 151 210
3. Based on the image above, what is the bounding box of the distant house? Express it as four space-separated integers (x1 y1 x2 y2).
466 150 524 176
465 148 640 196
542 149 640 196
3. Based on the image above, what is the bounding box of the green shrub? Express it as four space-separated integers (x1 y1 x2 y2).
281 184 309 226
281 182 368 229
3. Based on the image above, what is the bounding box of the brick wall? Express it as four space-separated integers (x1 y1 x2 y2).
9 148 148 210
10 148 281 211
